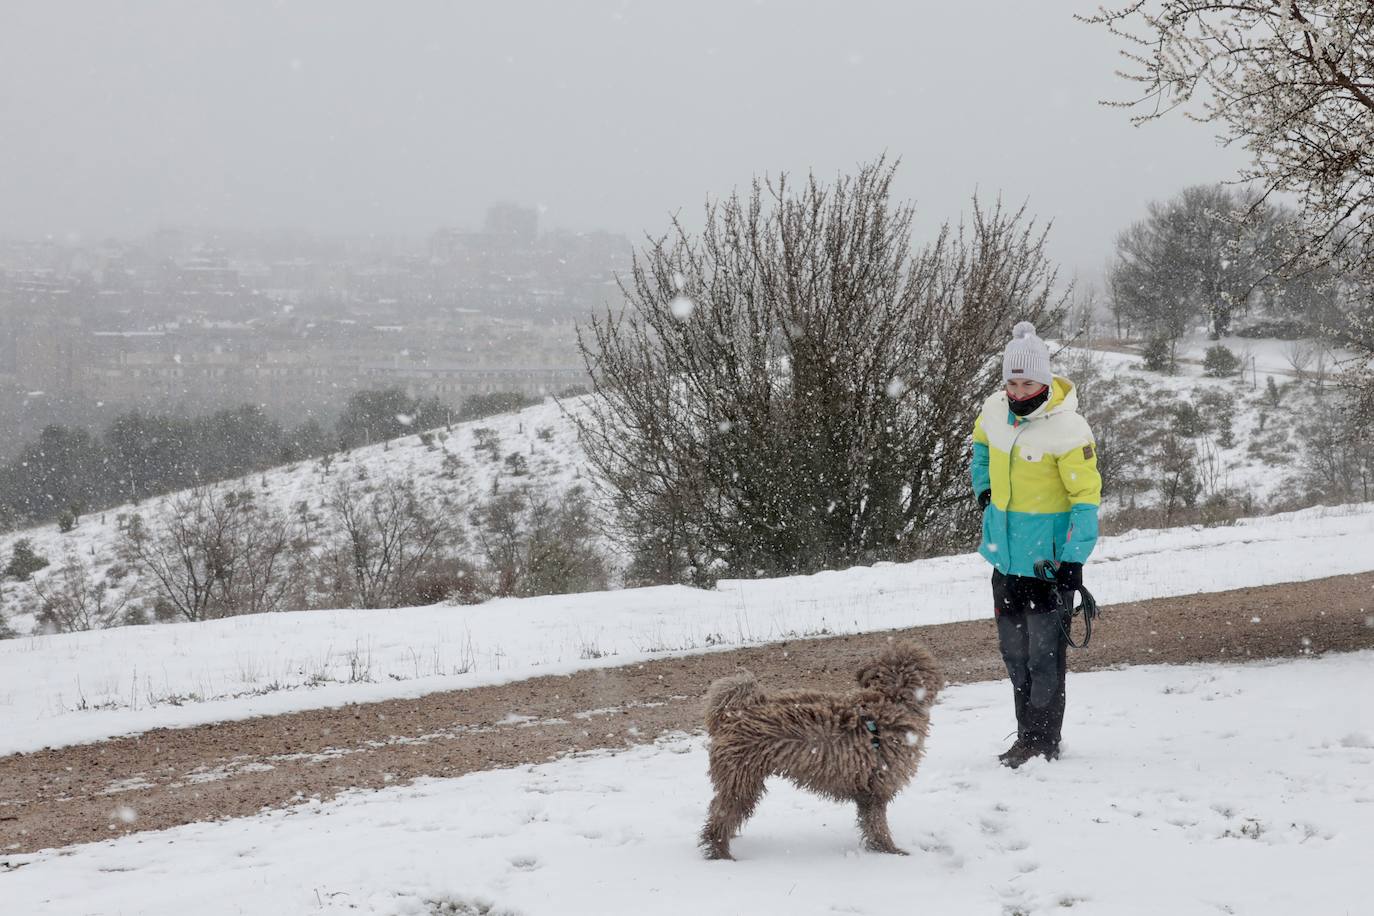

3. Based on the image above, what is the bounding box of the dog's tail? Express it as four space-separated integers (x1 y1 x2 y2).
703 670 763 733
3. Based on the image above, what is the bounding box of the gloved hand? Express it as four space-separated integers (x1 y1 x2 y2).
977 490 991 510
1054 561 1083 591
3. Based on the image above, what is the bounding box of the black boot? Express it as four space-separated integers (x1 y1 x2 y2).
998 683 1033 764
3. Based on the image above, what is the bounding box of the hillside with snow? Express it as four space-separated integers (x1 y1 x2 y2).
0 335 1358 639
0 397 597 634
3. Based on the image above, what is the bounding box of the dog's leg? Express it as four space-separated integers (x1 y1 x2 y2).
700 769 766 861
855 794 907 855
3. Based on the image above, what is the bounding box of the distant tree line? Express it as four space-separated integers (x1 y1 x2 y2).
0 388 541 532
1107 184 1358 360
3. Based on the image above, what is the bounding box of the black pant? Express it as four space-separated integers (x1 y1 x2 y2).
992 570 1070 748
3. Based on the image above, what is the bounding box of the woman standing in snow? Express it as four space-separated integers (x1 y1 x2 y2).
971 322 1102 768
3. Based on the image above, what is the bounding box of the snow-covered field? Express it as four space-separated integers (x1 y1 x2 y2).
5 650 1370 916
1 501 1371 756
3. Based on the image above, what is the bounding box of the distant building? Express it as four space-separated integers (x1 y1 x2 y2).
483 203 539 243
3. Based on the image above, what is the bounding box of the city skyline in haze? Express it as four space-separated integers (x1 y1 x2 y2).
0 1 1251 278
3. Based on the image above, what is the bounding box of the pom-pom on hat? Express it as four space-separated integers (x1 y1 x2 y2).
1002 321 1052 387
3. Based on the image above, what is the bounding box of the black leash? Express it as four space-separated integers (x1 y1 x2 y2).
1033 559 1100 649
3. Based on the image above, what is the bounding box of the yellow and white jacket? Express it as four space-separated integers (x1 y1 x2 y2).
971 375 1102 577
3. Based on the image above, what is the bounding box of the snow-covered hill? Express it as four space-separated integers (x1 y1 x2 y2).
0 398 595 633
1064 332 1355 515
0 335 1357 638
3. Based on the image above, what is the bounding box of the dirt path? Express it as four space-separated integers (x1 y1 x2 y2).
3 573 1372 855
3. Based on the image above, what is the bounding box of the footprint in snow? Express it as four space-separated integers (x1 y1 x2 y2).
508 854 541 872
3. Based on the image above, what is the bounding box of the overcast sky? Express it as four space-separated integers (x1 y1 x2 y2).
0 0 1249 278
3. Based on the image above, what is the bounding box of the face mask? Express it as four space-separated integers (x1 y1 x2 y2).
1007 385 1049 417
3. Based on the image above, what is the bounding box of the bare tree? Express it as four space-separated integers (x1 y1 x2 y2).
1084 1 1374 408
328 477 454 608
1084 1 1374 270
32 546 129 632
123 487 296 621
1156 429 1202 525
1300 397 1374 501
1109 184 1281 343
472 486 609 598
1285 339 1317 381
573 159 1066 582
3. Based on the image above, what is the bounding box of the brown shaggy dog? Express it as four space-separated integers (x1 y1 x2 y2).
700 641 942 860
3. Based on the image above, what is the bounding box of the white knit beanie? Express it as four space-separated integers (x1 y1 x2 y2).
1002 321 1052 387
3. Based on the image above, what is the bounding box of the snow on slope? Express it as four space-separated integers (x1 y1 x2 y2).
1062 342 1333 512
0 336 1345 634
1 502 1370 756
0 397 595 632
4 651 1371 915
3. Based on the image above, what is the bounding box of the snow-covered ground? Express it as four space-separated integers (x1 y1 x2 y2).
1 501 1371 756
1172 331 1355 379
4 650 1370 916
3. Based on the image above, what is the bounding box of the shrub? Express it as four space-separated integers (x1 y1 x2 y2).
1170 401 1206 438
1202 344 1241 378
1264 375 1284 407
458 392 539 422
441 451 464 479
327 477 458 609
1193 388 1237 447
1142 337 1174 373
472 487 608 598
1234 318 1310 340
32 546 127 632
472 428 501 462
4 539 49 581
394 557 484 606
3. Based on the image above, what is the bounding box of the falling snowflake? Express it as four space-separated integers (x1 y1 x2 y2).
670 296 695 320
885 376 908 398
